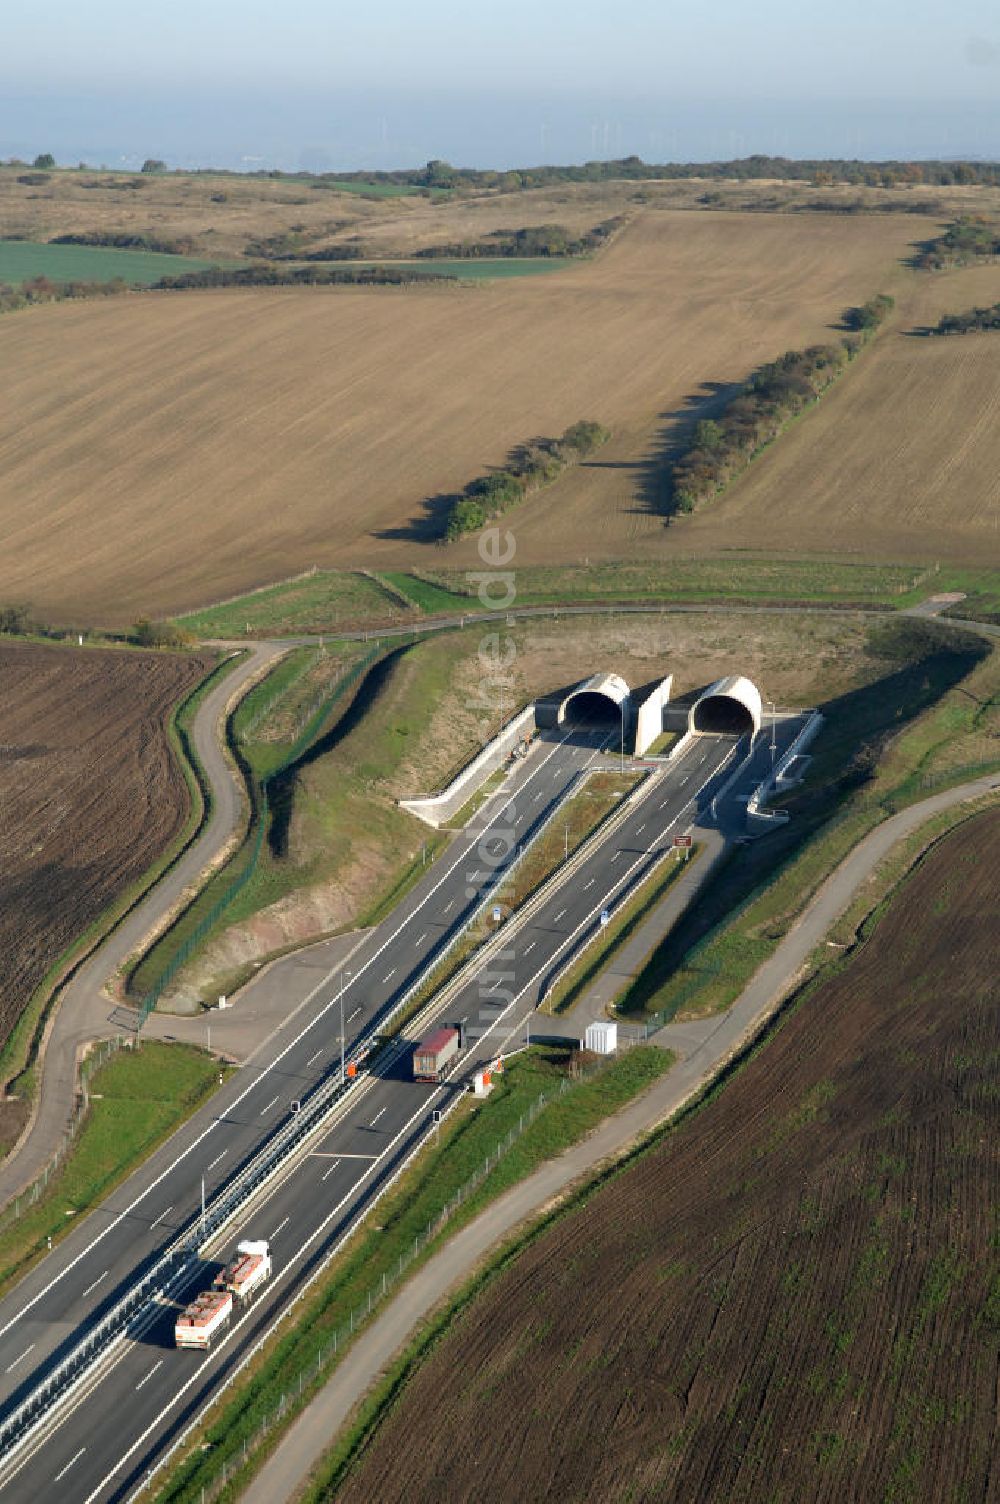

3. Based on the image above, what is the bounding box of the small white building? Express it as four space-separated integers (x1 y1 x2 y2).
584 1020 618 1055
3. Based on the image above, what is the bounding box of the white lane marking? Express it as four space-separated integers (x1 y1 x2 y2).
611 850 622 861
382 969 396 983
443 900 454 914
81 1089 455 1504
636 823 645 834
207 1149 228 1170
0 731 582 1343
150 1205 172 1230
524 941 536 954
414 933 427 947
583 878 595 890
348 1007 361 1023
5 1342 34 1373
135 1359 163 1391
552 908 566 923
271 1216 290 1238
54 1449 86 1482
306 1049 323 1068
370 1107 386 1127
679 774 689 785
321 1159 342 1182
260 1096 279 1116
81 1271 107 1299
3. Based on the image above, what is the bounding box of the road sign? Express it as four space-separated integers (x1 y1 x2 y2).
673 834 693 849
492 905 502 923
600 909 610 927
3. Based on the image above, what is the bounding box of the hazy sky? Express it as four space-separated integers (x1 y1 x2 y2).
3 0 1000 168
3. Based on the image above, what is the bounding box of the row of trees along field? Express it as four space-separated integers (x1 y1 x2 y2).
915 216 1000 269
413 217 624 260
444 421 610 540
670 295 894 513
154 263 453 290
0 274 129 314
930 301 1000 335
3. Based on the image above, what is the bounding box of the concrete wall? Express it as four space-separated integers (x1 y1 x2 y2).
633 675 674 756
399 705 537 829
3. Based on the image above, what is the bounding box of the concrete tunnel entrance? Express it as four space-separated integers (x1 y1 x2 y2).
564 691 623 725
689 675 762 739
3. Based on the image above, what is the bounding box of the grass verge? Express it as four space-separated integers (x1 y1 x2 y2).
150 1043 674 1504
0 1043 224 1298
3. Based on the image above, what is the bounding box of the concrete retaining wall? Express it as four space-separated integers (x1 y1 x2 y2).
633 675 674 756
399 705 537 829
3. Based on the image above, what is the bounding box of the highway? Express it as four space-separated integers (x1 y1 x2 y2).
0 718 804 1501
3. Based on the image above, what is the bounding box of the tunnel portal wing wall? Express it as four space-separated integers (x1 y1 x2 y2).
633 675 674 755
689 675 762 738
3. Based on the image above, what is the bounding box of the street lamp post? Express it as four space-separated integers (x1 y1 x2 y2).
338 969 352 1085
768 699 777 772
620 699 626 773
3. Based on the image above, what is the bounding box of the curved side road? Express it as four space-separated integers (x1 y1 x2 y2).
0 641 287 1210
240 769 1000 1504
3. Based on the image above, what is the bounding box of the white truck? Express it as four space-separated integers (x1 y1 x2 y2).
174 1288 233 1351
215 1239 272 1303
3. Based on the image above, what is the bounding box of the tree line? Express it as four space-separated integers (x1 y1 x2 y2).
50 230 196 255
414 217 624 261
154 263 454 291
928 302 1000 335
670 295 894 514
443 421 610 541
915 217 1000 269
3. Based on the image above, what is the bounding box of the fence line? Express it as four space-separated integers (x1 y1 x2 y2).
0 1036 130 1234
141 1070 590 1504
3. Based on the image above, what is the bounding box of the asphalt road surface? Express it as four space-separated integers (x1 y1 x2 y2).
0 721 802 1501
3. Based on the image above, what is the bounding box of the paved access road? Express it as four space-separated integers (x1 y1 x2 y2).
0 722 781 1502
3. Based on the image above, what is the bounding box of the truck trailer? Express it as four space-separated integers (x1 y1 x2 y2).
215 1239 272 1303
175 1288 233 1350
413 1025 460 1082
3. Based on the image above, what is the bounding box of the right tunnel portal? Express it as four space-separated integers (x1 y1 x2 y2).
689 675 762 739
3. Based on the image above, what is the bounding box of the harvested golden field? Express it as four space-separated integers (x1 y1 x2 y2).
0 209 922 625
333 807 1000 1504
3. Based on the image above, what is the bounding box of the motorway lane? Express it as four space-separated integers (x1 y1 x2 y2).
0 727 607 1406
0 730 755 1500
0 724 807 1498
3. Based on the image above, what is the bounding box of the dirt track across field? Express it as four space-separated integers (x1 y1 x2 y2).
240 771 999 1504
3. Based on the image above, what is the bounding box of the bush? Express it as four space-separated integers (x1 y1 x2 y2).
32 153 55 170
441 420 610 539
130 618 190 648
843 292 895 333
670 342 851 513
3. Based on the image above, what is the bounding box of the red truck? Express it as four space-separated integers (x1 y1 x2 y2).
413 1025 460 1082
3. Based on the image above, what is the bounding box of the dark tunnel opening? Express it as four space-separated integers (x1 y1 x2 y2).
692 695 754 736
563 691 623 725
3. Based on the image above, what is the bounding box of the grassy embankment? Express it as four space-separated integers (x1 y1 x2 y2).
150 1042 674 1504
0 1043 223 1296
614 618 998 1027
0 650 238 1148
128 636 475 1008
176 559 1000 643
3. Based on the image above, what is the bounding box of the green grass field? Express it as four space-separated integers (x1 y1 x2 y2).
177 560 963 644
0 239 225 287
0 1042 222 1295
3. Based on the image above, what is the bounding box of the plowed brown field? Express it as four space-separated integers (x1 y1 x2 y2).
0 644 208 1107
336 808 1000 1504
0 210 921 624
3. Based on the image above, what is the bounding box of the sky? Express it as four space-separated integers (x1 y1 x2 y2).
2 0 1000 169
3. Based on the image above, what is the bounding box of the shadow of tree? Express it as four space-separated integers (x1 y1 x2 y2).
633 380 743 523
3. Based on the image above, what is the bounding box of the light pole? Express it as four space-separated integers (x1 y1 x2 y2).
619 698 626 773
339 969 352 1085
767 699 777 771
